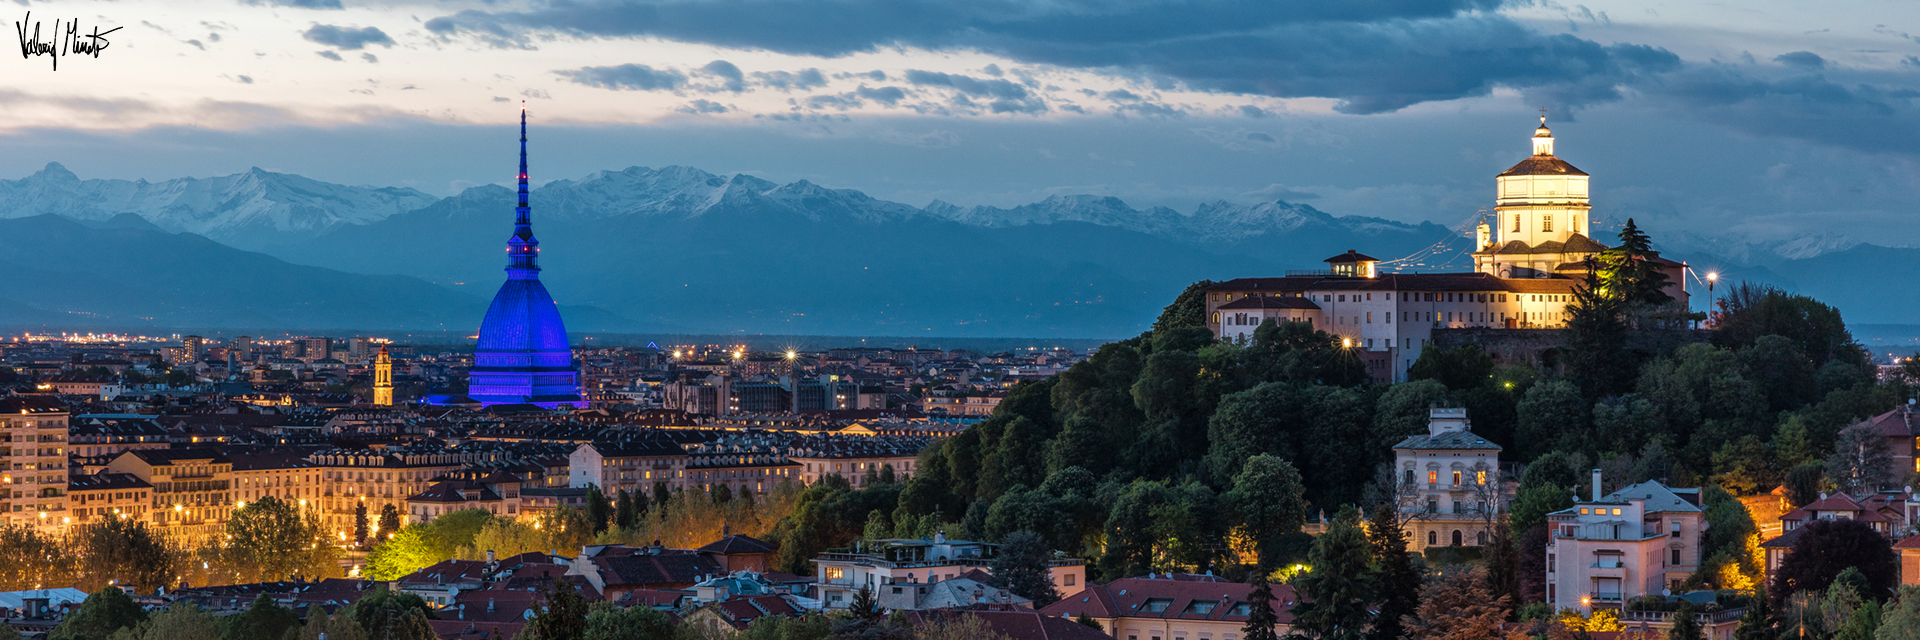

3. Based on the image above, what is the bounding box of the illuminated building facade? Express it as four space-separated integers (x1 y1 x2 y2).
467 108 583 409
373 344 394 406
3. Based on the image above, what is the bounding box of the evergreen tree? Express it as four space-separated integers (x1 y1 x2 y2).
1482 517 1520 610
849 586 883 621
353 502 370 545
1665 602 1703 640
1565 266 1634 397
1730 601 1775 640
1289 507 1375 640
990 531 1061 607
1876 586 1920 640
584 486 612 535
652 482 671 507
378 503 401 537
1365 504 1418 640
1076 613 1103 631
714 484 736 504
1243 570 1279 640
1604 218 1675 309
521 577 590 640
614 490 636 530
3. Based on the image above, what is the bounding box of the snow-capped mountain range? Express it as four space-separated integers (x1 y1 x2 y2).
0 163 438 249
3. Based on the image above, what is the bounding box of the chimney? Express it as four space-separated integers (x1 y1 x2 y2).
486 549 496 565
1591 469 1602 502
487 598 496 613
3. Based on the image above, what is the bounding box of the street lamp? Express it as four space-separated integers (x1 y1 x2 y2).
1705 272 1719 328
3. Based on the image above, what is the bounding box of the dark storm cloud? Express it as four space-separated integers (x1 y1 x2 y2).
1639 64 1920 156
419 0 1680 113
557 64 689 91
302 25 395 50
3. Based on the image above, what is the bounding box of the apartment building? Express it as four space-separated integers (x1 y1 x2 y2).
1391 406 1507 552
0 397 69 531
1545 472 1706 614
813 533 1086 610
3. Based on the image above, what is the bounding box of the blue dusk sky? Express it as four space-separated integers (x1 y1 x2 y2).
4 0 1918 249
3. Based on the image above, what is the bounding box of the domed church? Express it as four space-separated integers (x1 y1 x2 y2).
466 108 583 408
1470 115 1610 278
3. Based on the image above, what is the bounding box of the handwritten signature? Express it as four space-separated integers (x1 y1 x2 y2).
16 12 121 70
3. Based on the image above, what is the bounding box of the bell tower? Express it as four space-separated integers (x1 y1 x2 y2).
373 344 394 406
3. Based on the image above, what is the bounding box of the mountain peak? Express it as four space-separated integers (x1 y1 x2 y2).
33 162 79 183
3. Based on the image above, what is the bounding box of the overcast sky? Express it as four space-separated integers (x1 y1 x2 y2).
5 0 1919 251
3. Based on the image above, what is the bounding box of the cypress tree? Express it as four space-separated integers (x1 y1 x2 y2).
1242 570 1279 640
1366 504 1419 640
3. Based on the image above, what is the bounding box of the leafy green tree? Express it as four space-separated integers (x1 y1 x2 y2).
1402 567 1509 640
990 531 1061 607
226 496 334 582
1783 462 1827 508
1876 586 1920 640
293 605 365 640
1408 345 1495 391
1711 282 1869 370
862 510 892 541
1828 421 1895 495
350 587 435 640
582 603 676 640
519 578 589 640
50 586 147 640
364 510 496 580
1204 383 1304 482
73 517 177 594
978 417 1049 502
1100 480 1172 579
1243 570 1279 640
1515 380 1590 460
1729 597 1774 640
1152 281 1217 333
1289 507 1374 640
1771 519 1897 610
117 602 220 640
1370 379 1451 450
1365 504 1418 640
1835 599 1882 640
1738 335 1818 412
1713 435 1778 496
0 523 76 591
222 593 299 640
1225 455 1307 571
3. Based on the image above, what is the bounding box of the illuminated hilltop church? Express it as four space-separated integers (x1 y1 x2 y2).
1203 115 1689 383
464 108 584 409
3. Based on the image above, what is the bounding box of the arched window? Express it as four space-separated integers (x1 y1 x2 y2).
1451 530 1463 546
1428 531 1437 546
1477 531 1488 546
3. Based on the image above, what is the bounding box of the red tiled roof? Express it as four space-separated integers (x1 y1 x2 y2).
1216 296 1320 311
1037 577 1298 625
698 534 777 554
1896 534 1920 550
907 609 1115 640
1498 155 1588 177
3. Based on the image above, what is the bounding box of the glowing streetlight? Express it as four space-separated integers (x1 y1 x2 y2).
785 350 797 360
1341 337 1352 349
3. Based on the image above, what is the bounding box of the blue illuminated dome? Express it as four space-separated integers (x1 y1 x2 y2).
467 107 583 409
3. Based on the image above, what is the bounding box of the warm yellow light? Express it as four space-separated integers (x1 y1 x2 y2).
1706 272 1718 282
785 351 796 360
298 499 307 506
236 501 246 509
1341 338 1352 348
174 504 182 511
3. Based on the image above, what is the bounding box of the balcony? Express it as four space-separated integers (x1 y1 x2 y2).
1621 608 1747 625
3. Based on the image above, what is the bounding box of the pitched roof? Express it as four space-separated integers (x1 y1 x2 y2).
698 534 777 555
1393 430 1502 451
1038 576 1298 625
1323 250 1379 264
598 553 724 587
1208 272 1579 295
1216 296 1320 311
1605 482 1703 514
907 610 1116 640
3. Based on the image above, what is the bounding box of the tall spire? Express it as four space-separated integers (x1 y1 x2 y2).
507 103 540 277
